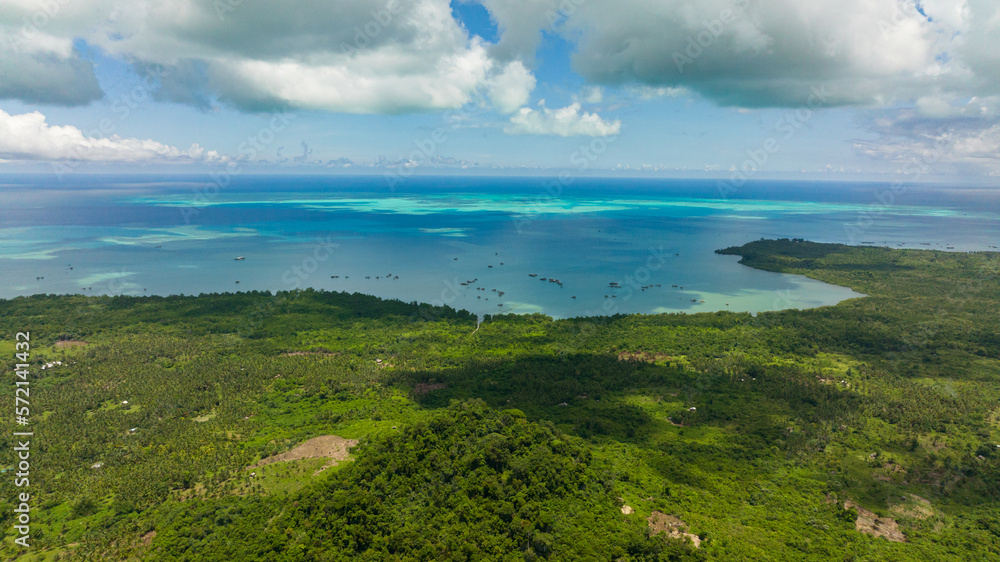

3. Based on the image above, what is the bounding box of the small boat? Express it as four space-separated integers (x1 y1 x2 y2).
234 256 245 261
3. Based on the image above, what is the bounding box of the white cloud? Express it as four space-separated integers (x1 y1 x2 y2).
488 60 536 114
1 0 998 115
221 43 493 114
471 0 559 63
0 40 102 106
504 102 620 137
477 0 1000 109
0 109 223 162
558 0 942 107
0 0 537 114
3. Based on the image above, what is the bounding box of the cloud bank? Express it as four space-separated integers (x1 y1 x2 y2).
505 102 621 137
480 0 1000 109
0 0 536 115
0 109 223 162
1 0 997 171
1 0 997 113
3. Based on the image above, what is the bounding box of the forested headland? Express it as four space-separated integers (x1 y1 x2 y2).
1 239 998 561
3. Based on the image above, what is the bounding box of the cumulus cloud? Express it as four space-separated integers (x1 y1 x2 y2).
504 102 620 137
0 109 223 162
558 0 933 107
0 50 103 106
0 0 536 115
0 20 103 106
473 0 1000 110
469 0 557 63
2 0 998 115
6 0 993 116
488 60 536 113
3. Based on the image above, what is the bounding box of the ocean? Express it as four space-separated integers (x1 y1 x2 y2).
1 174 998 319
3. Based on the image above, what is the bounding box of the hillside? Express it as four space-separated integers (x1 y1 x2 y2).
1 239 998 561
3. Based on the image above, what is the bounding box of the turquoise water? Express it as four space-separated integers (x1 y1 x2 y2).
1 175 998 319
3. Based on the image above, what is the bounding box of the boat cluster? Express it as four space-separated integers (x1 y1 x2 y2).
532 274 563 287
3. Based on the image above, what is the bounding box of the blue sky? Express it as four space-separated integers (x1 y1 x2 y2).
0 0 997 182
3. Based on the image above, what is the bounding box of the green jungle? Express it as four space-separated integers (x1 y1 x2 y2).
1 239 998 561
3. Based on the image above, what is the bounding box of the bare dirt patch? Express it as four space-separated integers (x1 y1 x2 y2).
253 435 358 469
55 340 88 349
647 511 701 548
890 494 934 520
141 531 156 546
844 500 906 542
618 351 672 363
414 383 448 395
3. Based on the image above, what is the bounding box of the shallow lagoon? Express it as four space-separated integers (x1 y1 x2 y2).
2 175 997 319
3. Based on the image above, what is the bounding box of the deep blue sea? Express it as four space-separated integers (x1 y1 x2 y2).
2 175 998 319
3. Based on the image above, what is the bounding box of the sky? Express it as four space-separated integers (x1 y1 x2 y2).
0 0 998 182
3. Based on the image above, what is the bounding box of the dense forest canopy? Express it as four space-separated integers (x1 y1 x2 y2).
1 239 998 560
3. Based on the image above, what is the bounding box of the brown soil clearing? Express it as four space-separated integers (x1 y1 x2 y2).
254 435 358 468
647 511 701 548
845 500 906 542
